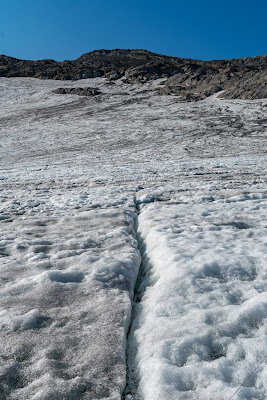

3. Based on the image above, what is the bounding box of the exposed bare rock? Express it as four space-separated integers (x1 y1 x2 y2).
158 62 267 101
53 87 101 96
0 49 266 101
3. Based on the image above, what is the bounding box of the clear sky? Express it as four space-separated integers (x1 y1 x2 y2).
1 0 266 61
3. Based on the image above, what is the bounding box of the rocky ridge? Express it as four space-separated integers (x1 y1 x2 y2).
1 49 266 101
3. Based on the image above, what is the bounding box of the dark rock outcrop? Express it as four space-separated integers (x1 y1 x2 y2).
157 62 267 101
1 49 266 101
53 87 101 96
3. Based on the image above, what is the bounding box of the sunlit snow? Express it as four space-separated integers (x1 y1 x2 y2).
0 77 266 399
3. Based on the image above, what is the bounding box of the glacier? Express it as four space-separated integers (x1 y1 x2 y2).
0 76 266 399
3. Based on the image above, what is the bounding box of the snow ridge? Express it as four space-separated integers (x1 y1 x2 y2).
129 194 267 400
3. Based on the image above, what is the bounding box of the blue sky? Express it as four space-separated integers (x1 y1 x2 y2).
1 0 266 61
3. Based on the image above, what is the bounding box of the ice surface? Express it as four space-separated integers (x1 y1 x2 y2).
130 195 267 399
0 76 266 399
0 206 140 399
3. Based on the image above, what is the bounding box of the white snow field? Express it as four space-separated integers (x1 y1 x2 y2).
130 194 267 400
0 77 267 400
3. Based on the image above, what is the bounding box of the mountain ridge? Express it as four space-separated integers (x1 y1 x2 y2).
1 49 266 101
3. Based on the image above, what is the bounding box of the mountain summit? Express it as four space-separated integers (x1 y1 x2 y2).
1 49 266 101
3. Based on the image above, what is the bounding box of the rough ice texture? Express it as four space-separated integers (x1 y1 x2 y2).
0 207 140 399
133 196 267 400
0 76 266 399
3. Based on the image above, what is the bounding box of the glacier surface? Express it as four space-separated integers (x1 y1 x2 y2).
0 76 266 399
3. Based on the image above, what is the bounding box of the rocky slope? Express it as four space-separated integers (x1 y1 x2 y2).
1 49 266 101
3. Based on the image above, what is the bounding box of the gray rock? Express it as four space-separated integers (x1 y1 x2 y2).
53 87 101 96
1 49 266 101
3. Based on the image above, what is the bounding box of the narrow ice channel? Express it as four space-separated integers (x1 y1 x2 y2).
122 197 154 400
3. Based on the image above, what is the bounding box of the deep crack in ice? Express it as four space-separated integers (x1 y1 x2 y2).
122 195 154 400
